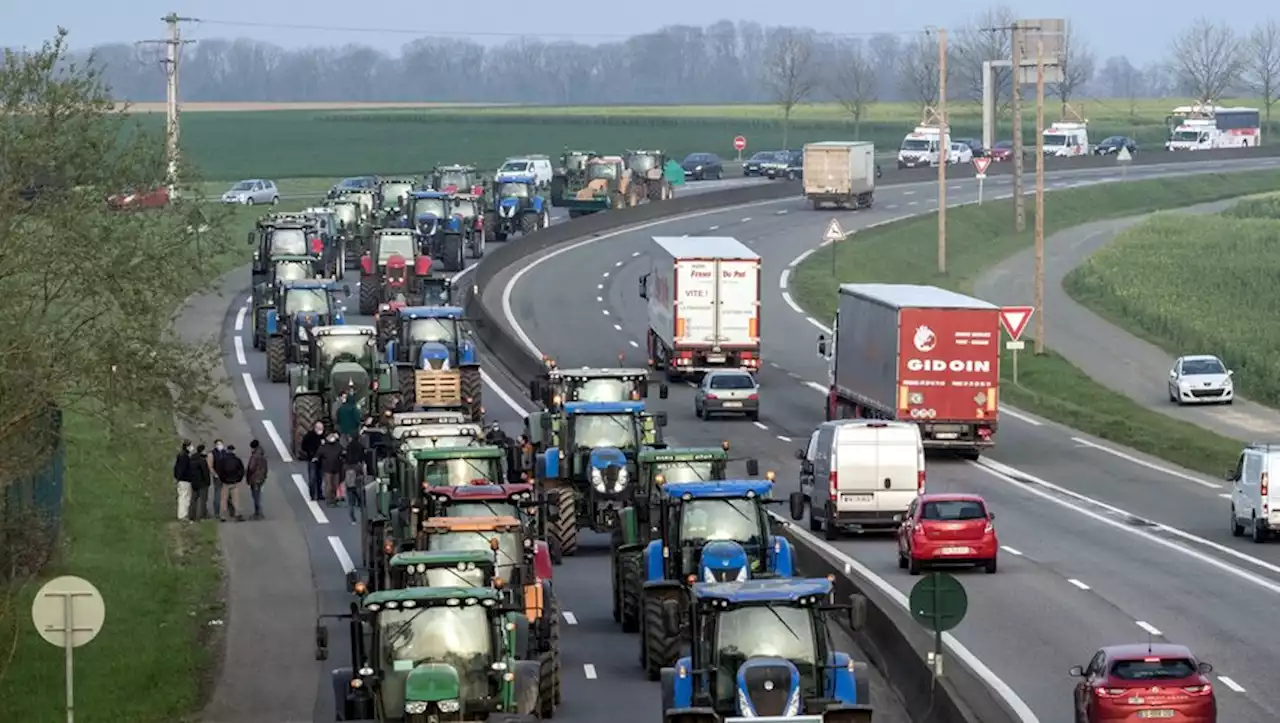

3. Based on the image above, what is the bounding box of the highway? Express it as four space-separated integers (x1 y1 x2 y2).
490 156 1280 723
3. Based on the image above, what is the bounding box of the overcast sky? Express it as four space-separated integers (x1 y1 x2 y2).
0 1 1266 65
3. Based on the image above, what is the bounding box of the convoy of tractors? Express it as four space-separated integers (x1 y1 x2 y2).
247 158 875 723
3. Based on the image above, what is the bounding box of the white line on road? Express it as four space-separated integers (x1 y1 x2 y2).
775 209 788 215
1000 546 1023 556
779 269 790 290
597 283 604 290
908 200 918 206
583 664 597 679
753 421 768 431
1219 493 1232 499
479 370 530 415
1135 621 1162 636
615 260 624 267
292 473 329 524
803 381 827 394
631 251 640 257
234 306 247 331
790 249 814 266
602 271 609 277
602 309 610 316
241 373 264 411
1218 675 1246 693
613 324 622 331
244 295 252 304
902 190 915 195
708 225 719 231
741 217 752 222
562 611 578 625
1067 578 1091 590
1071 436 1220 489
777 435 792 442
233 336 247 366
1000 407 1043 426
629 340 639 348
328 536 355 573
262 420 293 462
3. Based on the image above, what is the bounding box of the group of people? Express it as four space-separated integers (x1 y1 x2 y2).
172 438 269 522
298 393 389 524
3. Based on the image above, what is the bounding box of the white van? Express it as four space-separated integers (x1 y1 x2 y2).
495 156 554 188
789 420 925 539
897 125 949 168
1228 443 1280 542
1042 122 1089 157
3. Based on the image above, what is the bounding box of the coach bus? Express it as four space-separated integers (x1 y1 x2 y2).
1165 104 1261 150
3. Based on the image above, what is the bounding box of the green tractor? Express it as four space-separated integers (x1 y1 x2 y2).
376 177 418 225
328 196 365 271
250 253 324 351
262 279 351 383
624 149 683 201
287 325 396 455
316 586 542 723
548 150 598 207
248 218 321 287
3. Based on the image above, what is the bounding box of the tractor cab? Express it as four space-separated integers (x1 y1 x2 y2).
376 177 417 217
407 190 453 249
336 187 376 221
250 253 324 349
384 306 481 418
429 164 485 196
556 150 598 179
421 483 537 523
486 175 548 241
249 220 321 278
315 586 541 723
329 197 362 239
635 446 764 512
661 579 874 723
421 275 454 307
530 366 666 412
262 279 350 383
417 516 553 598
288 325 394 451
445 192 486 263
586 156 625 182
386 549 497 591
359 229 431 315
413 447 507 490
625 149 680 201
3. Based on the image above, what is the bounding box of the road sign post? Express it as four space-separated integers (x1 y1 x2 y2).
733 135 747 161
999 306 1035 385
908 572 968 677
823 218 846 276
32 576 106 723
972 157 992 205
1116 145 1132 178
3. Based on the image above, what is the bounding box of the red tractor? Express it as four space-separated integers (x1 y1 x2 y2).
358 229 431 315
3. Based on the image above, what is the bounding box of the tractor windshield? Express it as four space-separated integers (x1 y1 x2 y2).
412 197 447 219
284 288 330 314
628 155 657 172
274 261 312 283
713 604 816 705
316 335 374 372
377 235 416 264
653 460 716 484
428 529 520 583
422 280 451 306
268 228 307 255
332 203 358 226
423 565 488 588
379 605 492 703
381 183 414 206
586 163 618 180
400 436 478 452
453 199 480 218
679 498 764 571
572 379 632 403
419 457 503 488
497 182 530 198
571 414 637 450
563 154 592 170
445 501 521 520
437 172 471 190
405 318 457 345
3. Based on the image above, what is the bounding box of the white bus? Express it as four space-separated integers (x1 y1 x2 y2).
1165 105 1261 150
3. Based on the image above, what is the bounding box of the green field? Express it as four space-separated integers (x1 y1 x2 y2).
1064 195 1280 408
789 171 1280 477
154 98 1274 181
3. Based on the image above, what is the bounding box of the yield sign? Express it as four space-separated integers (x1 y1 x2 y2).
823 218 846 243
999 306 1035 341
972 157 992 176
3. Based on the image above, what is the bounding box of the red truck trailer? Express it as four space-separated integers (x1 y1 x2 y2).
818 283 1000 458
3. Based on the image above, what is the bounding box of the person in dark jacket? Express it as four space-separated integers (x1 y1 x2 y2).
246 439 269 520
173 440 197 522
214 444 246 522
209 439 236 518
299 422 325 501
191 444 213 520
336 393 361 440
343 435 367 523
316 433 346 506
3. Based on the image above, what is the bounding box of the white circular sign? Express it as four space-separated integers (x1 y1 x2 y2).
31 576 105 648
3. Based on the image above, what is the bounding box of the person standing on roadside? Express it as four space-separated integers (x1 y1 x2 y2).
246 439 269 520
210 439 236 518
336 392 361 441
343 433 367 524
214 444 246 522
317 432 345 506
173 440 196 522
191 443 212 520
300 421 325 502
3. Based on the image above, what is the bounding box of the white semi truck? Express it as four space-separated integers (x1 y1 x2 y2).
639 236 761 381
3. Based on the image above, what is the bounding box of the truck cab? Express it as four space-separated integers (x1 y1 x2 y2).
897 125 949 168
1042 121 1089 157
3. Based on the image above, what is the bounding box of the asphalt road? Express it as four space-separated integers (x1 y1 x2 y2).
492 155 1280 723
977 200 1280 441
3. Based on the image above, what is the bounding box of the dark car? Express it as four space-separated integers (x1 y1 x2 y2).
742 151 778 176
326 175 377 199
1094 135 1138 156
681 153 724 181
765 150 804 180
988 140 1014 162
955 138 986 158
1071 643 1216 723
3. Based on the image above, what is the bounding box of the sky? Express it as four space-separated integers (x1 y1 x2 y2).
0 1 1266 64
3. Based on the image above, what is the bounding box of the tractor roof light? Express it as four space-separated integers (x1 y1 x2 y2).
766 470 776 481
353 582 368 595
383 540 395 555
721 440 731 451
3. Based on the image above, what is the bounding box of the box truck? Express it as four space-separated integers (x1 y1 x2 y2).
818 283 1001 458
640 236 761 381
803 141 876 210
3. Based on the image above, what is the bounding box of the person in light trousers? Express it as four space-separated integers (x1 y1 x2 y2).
173 440 197 522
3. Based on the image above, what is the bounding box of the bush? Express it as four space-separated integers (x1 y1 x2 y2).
1223 193 1280 220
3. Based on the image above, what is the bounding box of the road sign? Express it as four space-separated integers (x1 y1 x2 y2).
822 218 846 244
733 136 747 152
999 306 1035 341
1005 340 1025 351
33 575 105 723
909 572 968 633
1116 146 1132 163
972 157 992 177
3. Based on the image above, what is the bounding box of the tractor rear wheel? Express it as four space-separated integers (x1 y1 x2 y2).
266 336 287 383
519 212 537 236
442 235 465 272
620 551 642 633
253 308 267 350
647 181 662 201
642 594 679 680
548 486 579 558
358 277 377 315
292 394 323 456
396 367 415 405
551 607 562 705
539 649 556 718
460 367 483 422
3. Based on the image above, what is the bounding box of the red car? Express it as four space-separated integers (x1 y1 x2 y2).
1071 643 1216 722
107 185 170 210
988 141 1014 162
896 493 998 574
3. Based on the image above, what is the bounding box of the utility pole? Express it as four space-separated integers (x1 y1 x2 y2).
1011 22 1025 233
1034 39 1046 355
937 27 948 275
138 14 197 187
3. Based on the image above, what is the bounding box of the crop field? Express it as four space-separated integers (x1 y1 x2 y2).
1064 196 1280 409
135 97 1272 181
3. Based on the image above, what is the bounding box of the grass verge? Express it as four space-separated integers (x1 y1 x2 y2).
1064 195 1280 408
790 170 1280 477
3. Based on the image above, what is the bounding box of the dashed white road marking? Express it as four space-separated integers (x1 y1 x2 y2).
562 611 578 625
902 190 916 195
1219 493 1232 499
597 283 604 290
614 260 624 267
908 200 919 206
596 296 603 303
629 340 639 348
775 209 788 215
753 421 768 431
708 225 719 231
233 336 247 366
602 271 610 277
1218 675 1246 693
741 217 752 222
291 473 328 524
262 420 293 462
234 306 247 331
583 664 597 679
613 324 622 331
241 373 264 411
777 435 792 442
886 204 899 209
1000 546 1023 556
1135 621 1162 637
1067 578 1091 590
1071 437 1220 489
803 381 827 394
631 251 640 257
602 309 610 316
328 536 354 572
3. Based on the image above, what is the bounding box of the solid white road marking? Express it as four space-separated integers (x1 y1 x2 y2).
233 336 247 366
562 611 578 625
262 420 293 462
1000 546 1023 556
753 421 768 431
291 473 328 524
779 269 790 290
583 664 597 679
241 373 264 411
480 371 530 415
328 536 355 573
1067 578 1091 590
1218 675 1246 693
1135 621 1162 636
804 381 827 394
1071 437 1220 489
1000 407 1043 426
790 249 815 266
234 306 247 331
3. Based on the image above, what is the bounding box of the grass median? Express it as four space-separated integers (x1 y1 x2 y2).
1064 193 1280 409
790 171 1280 477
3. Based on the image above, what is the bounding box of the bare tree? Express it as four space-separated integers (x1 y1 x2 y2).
828 40 878 139
951 5 1015 106
1054 26 1096 115
1244 20 1280 139
1169 19 1243 102
898 34 942 110
763 27 817 147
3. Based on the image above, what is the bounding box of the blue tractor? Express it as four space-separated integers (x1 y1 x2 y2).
660 578 874 723
264 279 349 384
485 175 551 241
403 191 467 268
384 305 483 421
633 480 795 678
530 400 667 559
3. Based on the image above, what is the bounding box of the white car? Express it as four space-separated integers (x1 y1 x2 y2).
221 179 279 205
946 142 974 165
1168 354 1234 405
495 156 553 188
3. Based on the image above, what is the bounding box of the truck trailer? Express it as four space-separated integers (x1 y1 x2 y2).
640 236 761 381
803 141 876 210
818 283 1000 458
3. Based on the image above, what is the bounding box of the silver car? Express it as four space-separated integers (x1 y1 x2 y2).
694 370 760 421
221 179 279 205
1168 354 1234 405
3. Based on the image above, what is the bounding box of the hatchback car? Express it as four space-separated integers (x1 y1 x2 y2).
1095 136 1138 156
681 153 724 181
988 140 1014 162
1168 355 1233 405
742 151 779 176
221 179 279 205
946 141 974 164
694 370 759 420
897 493 997 574
1070 643 1216 723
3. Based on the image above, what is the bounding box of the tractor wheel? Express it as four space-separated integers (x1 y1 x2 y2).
483 211 497 240
442 235 465 272
460 367 483 422
620 550 642 633
550 176 566 203
551 607 562 705
292 394 323 456
519 212 537 236
266 336 287 383
396 367 415 405
646 182 662 201
628 184 642 207
252 308 267 350
358 277 377 315
611 192 626 210
539 649 556 718
611 537 622 622
548 486 579 558
642 594 679 681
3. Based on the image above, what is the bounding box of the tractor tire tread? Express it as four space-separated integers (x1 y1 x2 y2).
643 595 679 680
266 336 287 383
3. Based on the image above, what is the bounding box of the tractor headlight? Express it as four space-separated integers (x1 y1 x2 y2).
735 565 748 582
298 326 309 341
405 701 428 714
358 666 374 676
591 467 606 492
613 467 629 491
437 699 460 713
